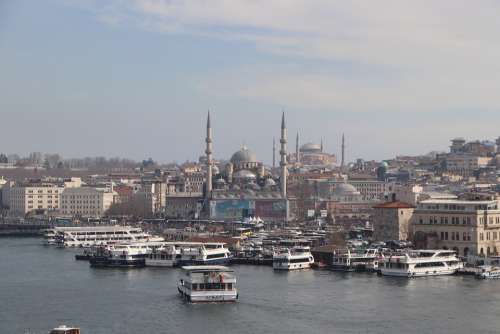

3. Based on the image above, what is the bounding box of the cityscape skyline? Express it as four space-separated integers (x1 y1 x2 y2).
2 1 500 163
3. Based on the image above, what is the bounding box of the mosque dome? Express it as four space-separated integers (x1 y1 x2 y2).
300 142 322 153
230 146 257 164
334 183 361 196
233 169 256 180
380 161 389 168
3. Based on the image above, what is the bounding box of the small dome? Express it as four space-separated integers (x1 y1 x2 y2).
233 169 256 180
334 183 360 196
230 146 257 164
380 161 389 168
300 142 322 153
215 178 226 184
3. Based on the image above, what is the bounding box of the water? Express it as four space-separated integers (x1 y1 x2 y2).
1 238 500 334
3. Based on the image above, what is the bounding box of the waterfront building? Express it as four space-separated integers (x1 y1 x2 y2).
373 201 415 241
60 187 116 217
412 193 500 256
9 182 64 215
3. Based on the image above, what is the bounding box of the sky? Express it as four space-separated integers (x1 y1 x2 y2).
1 0 500 164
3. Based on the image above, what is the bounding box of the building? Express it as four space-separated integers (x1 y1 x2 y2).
412 194 500 256
60 187 116 217
201 112 289 222
445 154 492 177
373 201 415 241
9 182 64 215
289 135 337 167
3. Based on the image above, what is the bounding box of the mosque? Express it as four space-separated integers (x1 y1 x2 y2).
289 134 337 167
203 112 289 222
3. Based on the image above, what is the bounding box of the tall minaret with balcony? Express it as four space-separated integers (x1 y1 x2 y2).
280 112 287 198
205 111 213 200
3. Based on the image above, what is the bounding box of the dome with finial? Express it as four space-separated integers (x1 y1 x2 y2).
230 146 257 164
300 142 322 153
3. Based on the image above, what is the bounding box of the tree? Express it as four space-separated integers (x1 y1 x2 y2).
0 154 8 163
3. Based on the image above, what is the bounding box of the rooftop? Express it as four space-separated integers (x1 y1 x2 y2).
373 201 415 209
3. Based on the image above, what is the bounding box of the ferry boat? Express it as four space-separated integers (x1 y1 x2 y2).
176 242 232 266
89 241 164 268
476 265 500 279
145 245 177 267
177 266 238 303
380 250 463 277
43 229 57 246
49 325 80 334
273 246 315 270
49 226 163 248
331 248 381 272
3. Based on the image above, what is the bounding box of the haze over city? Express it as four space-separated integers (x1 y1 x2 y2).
2 0 500 163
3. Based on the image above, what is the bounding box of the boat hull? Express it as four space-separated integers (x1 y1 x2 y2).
178 287 238 303
89 257 145 268
273 262 312 271
380 268 458 277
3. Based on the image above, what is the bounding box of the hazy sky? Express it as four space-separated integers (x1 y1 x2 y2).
1 0 500 164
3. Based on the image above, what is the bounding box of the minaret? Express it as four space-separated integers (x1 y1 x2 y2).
273 137 276 169
320 137 324 153
280 112 287 198
341 133 345 171
296 132 300 163
205 111 213 199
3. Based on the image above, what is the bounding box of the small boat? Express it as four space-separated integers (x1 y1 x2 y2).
75 249 93 261
49 325 80 334
89 244 146 268
331 248 381 272
273 246 314 270
476 265 500 279
178 266 238 303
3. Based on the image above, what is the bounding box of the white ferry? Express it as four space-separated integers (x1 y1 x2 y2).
178 266 238 303
380 250 463 277
476 265 500 279
273 246 315 270
49 325 80 334
145 245 177 267
332 248 381 272
43 229 57 245
89 241 165 268
176 242 232 266
49 226 163 248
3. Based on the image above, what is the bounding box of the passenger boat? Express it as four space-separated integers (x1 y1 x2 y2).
49 325 80 334
48 226 163 248
145 245 177 267
88 242 164 268
331 248 381 272
380 250 463 277
43 229 57 246
177 266 238 303
273 246 314 270
175 242 232 266
476 265 500 279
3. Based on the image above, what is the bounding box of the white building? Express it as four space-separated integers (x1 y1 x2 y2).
9 183 64 215
60 187 116 218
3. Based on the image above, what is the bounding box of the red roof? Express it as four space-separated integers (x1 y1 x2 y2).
373 201 414 209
